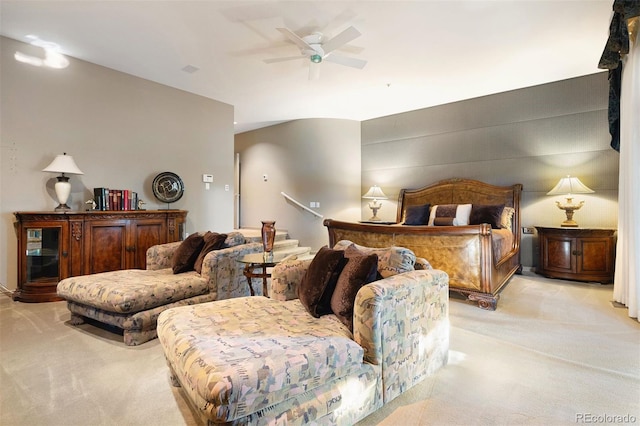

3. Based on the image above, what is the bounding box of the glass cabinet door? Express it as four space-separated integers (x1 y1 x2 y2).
14 214 69 303
25 227 61 283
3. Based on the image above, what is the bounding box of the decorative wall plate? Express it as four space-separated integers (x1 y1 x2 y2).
152 172 184 204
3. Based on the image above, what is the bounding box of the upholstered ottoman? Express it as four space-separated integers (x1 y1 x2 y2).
158 296 380 425
59 268 215 345
57 231 263 345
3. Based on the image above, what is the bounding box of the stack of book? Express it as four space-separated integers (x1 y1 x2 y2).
93 188 138 211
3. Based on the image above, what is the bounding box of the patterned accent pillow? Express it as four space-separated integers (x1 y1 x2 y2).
333 240 416 278
172 233 205 274
224 231 246 247
501 206 515 229
414 257 433 270
297 246 347 317
428 204 472 226
469 204 505 229
330 248 378 331
403 203 431 225
194 232 228 274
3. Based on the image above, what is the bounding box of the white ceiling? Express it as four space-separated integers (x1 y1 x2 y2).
1 1 612 134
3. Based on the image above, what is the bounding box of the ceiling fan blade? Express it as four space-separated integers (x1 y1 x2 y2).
324 54 367 69
276 27 312 51
309 61 321 81
263 55 307 64
322 26 361 54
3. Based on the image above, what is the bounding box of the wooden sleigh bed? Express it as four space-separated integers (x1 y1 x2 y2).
324 178 522 310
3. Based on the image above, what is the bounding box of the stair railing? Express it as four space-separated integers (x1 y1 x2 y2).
280 192 323 219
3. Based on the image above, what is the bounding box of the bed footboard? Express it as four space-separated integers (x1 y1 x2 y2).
324 219 520 310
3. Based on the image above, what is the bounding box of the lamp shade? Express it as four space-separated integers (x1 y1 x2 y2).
42 153 84 175
362 185 388 200
546 176 594 196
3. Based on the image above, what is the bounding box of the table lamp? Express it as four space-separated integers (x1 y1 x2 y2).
546 175 594 227
42 153 84 211
362 185 388 221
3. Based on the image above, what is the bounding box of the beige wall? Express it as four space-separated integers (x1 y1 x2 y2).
361 72 619 267
0 37 235 290
235 119 361 251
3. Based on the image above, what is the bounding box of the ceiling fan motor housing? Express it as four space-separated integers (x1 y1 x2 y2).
302 32 325 62
302 32 324 44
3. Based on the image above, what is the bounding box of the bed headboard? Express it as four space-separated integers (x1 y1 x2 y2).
396 178 523 233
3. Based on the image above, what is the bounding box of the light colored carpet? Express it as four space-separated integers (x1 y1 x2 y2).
358 273 640 426
1 272 638 426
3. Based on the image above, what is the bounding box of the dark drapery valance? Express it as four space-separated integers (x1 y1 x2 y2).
598 0 640 152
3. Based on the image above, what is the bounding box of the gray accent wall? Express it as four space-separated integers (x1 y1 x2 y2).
361 72 619 267
1 37 235 291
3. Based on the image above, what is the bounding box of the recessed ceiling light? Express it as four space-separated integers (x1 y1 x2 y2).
181 65 199 74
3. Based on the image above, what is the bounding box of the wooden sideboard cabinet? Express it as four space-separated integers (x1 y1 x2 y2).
13 210 187 302
535 227 616 284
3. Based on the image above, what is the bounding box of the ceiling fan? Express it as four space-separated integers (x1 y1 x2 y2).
264 26 367 79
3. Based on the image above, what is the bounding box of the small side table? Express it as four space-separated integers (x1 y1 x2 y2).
535 226 616 283
238 253 283 297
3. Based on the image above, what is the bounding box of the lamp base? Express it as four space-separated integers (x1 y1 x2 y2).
55 203 72 212
368 203 382 222
53 175 72 212
560 219 579 227
556 199 584 228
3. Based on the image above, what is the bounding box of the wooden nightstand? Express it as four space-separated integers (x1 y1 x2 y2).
535 227 616 284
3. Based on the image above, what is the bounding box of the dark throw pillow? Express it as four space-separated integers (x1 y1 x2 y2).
297 246 347 318
403 203 431 226
330 252 378 331
194 232 228 274
172 233 205 274
469 204 506 229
